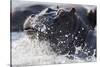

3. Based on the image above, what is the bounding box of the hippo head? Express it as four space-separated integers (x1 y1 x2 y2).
24 7 77 39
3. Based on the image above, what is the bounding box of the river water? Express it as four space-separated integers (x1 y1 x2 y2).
11 32 96 66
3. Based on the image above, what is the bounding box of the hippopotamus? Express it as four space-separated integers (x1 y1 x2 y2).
23 6 96 56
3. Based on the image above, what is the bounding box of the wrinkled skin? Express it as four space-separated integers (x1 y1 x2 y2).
23 7 96 57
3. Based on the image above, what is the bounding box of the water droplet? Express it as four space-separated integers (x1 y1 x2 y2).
60 30 62 32
51 32 53 34
75 36 78 40
65 34 68 37
72 34 74 38
78 31 80 33
61 41 63 43
48 28 50 30
82 28 84 30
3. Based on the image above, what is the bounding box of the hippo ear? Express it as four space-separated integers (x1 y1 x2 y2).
70 8 76 14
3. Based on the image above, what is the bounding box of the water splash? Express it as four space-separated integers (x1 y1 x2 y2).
11 32 96 66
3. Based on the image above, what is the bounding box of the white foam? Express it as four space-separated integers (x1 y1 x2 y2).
12 33 96 66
